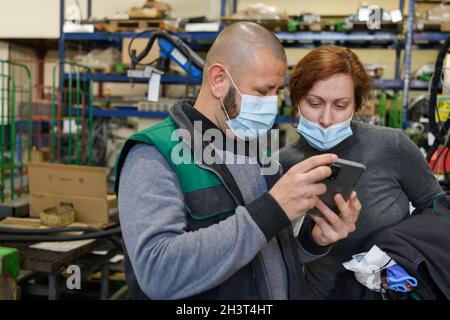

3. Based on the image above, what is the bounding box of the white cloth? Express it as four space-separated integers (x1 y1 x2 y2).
342 245 396 291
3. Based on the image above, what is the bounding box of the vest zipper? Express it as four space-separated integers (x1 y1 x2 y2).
252 253 272 300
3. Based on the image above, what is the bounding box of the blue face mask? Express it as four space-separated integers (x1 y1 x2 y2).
220 68 278 140
297 110 353 151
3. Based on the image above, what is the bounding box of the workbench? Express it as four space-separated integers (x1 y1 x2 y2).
0 239 121 300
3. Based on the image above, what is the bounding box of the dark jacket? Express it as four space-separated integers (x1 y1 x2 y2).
279 122 444 299
336 195 450 300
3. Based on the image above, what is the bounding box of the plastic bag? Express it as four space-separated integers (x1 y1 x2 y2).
75 47 121 71
234 3 287 20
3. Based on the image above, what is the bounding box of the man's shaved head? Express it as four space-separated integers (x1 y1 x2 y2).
195 22 287 135
204 22 287 83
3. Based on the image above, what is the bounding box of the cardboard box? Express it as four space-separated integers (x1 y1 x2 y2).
28 163 118 227
122 38 160 66
356 99 378 116
0 276 18 300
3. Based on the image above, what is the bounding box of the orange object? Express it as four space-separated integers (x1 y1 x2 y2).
429 145 450 175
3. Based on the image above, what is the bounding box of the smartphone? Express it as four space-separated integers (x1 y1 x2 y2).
308 158 366 217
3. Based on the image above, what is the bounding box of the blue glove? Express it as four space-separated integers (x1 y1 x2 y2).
386 264 418 293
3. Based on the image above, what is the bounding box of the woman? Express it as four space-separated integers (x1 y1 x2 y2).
280 46 445 299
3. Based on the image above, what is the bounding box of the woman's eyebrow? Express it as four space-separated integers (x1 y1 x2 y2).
307 95 352 102
306 95 325 102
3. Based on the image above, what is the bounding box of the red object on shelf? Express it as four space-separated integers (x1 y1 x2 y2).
429 145 450 174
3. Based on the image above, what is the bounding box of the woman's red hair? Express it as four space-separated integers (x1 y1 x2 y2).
289 46 372 113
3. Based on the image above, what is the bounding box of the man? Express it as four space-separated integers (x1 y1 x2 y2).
115 22 361 300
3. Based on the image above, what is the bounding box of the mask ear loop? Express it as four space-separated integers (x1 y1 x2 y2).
296 106 301 128
223 67 243 97
220 66 241 122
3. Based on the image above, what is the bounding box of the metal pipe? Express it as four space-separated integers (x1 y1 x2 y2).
10 66 15 200
7 61 32 163
26 68 31 163
220 0 227 17
51 63 57 163
402 0 415 129
0 61 32 198
88 76 94 166
399 0 405 15
220 0 227 30
1 62 5 202
68 65 73 165
75 68 81 165
379 92 386 127
398 93 403 128
87 0 92 19
59 0 65 98
52 61 94 165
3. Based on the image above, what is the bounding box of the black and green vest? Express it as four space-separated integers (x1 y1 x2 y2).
115 116 242 231
115 103 308 299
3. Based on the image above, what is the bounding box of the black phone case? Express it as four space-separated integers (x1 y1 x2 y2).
308 159 366 216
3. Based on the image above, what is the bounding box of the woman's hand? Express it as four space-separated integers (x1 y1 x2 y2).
310 192 361 247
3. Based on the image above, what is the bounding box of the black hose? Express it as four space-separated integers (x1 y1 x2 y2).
128 29 204 70
0 226 122 243
0 226 99 235
429 35 450 143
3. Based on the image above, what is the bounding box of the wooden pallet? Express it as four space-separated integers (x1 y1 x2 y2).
221 17 289 32
97 19 167 33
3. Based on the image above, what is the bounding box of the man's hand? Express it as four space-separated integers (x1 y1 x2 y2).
310 192 361 247
269 154 338 222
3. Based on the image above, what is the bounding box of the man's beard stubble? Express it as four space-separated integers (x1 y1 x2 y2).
223 86 239 119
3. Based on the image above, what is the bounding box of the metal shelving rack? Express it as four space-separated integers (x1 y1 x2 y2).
58 0 449 126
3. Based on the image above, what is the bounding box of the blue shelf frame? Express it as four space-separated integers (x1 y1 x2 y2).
88 108 293 124
65 31 400 42
64 73 202 85
414 32 450 42
64 73 429 91
65 31 220 42
59 0 448 126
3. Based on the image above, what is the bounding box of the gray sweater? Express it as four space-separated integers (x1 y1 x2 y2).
280 121 445 299
119 142 328 300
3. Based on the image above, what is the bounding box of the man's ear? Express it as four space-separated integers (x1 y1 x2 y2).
207 64 228 99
